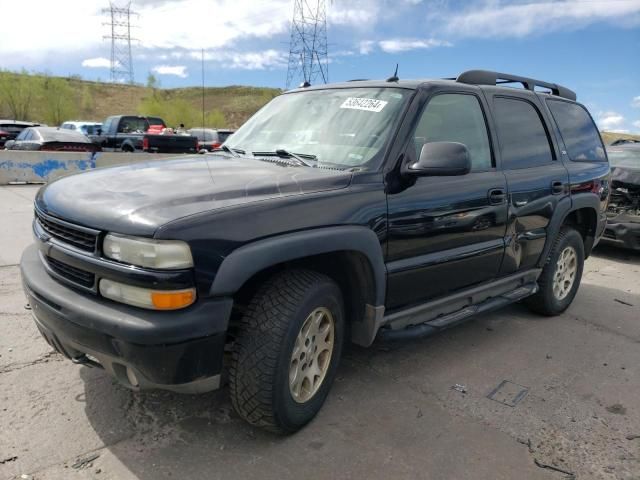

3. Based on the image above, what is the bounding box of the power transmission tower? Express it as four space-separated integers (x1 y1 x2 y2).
285 0 329 89
103 1 137 84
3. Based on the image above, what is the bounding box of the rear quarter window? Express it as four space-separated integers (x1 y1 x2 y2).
546 100 606 162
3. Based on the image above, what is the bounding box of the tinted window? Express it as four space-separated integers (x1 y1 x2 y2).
101 118 110 133
413 93 492 170
16 129 29 141
147 116 166 127
547 100 605 162
189 129 214 141
118 117 148 133
218 131 232 143
494 97 554 169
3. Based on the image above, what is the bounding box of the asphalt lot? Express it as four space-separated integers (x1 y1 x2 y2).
1 184 639 480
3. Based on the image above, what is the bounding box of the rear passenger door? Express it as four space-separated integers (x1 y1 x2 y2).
488 93 569 274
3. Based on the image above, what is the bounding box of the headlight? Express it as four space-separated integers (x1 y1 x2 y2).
100 279 196 310
103 234 193 269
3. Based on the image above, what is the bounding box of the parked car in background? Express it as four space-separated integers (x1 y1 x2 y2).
4 127 100 152
60 121 103 136
0 129 9 148
187 128 235 152
602 144 640 250
90 115 198 154
610 138 640 146
0 120 42 146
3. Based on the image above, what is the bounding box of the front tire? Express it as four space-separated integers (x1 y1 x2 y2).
525 226 585 316
229 269 344 433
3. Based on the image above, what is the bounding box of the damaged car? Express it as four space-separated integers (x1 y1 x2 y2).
603 144 640 250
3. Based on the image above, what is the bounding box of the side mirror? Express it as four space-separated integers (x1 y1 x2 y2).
4 140 15 149
96 128 102 136
407 141 471 176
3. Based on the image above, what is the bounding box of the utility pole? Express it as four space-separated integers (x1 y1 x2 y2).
285 0 329 89
103 1 137 84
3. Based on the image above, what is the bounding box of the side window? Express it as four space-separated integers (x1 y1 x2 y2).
494 97 554 169
16 129 29 141
547 100 606 162
413 93 493 170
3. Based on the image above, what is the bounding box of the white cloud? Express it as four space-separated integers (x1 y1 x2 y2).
632 96 640 108
81 57 112 68
633 120 640 131
152 65 188 78
359 38 451 54
359 41 376 55
189 49 287 70
378 38 452 53
597 111 626 131
437 0 640 38
328 0 381 26
221 50 288 70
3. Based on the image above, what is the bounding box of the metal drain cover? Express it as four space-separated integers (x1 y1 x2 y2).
487 380 529 407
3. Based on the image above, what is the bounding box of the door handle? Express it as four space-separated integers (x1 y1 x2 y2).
551 181 564 195
488 188 506 205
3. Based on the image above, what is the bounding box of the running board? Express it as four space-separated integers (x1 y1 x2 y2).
376 283 538 342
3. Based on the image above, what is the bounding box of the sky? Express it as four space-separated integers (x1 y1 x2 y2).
0 0 639 133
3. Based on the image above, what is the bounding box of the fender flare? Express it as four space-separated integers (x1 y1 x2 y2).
208 226 387 305
538 194 601 267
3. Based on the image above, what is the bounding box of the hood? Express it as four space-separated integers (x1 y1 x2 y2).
36 155 352 236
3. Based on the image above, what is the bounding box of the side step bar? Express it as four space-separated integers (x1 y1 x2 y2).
377 283 538 342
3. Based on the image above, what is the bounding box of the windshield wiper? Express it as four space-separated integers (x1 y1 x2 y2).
253 149 316 167
216 145 244 157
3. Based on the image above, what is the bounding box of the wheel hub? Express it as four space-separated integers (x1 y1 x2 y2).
552 246 578 301
289 307 335 403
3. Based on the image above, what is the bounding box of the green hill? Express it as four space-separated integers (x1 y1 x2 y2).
601 131 640 146
2 71 639 142
0 70 281 129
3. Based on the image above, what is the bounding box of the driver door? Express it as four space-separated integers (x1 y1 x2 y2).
386 90 508 310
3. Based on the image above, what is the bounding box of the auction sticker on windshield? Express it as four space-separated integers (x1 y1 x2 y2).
340 97 388 112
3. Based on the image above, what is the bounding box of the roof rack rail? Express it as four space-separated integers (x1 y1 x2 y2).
456 69 577 101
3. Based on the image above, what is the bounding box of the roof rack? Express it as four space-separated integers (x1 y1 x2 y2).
456 70 577 101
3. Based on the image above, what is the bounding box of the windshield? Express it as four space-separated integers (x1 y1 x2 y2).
226 87 413 170
608 149 640 168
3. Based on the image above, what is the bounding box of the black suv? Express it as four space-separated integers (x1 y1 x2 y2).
21 70 609 433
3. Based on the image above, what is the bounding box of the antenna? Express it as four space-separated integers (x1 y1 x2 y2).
103 1 137 84
386 64 399 83
285 0 329 89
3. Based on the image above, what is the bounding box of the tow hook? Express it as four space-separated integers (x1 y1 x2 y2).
71 354 103 369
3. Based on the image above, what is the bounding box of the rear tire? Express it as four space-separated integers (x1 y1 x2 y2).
525 227 584 316
229 269 344 433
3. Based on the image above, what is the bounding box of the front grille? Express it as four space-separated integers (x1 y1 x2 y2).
36 211 98 252
603 229 616 240
46 256 95 288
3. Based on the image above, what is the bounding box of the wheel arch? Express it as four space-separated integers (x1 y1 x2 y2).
538 194 600 267
121 140 136 152
209 227 386 336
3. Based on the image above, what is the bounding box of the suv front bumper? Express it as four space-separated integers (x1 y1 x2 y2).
20 244 233 393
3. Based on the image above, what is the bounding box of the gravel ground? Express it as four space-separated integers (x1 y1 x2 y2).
1 185 639 480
